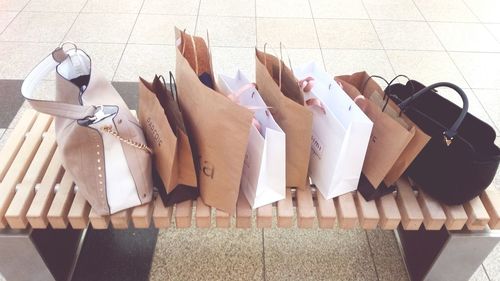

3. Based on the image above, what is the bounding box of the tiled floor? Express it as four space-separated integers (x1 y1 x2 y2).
0 0 499 280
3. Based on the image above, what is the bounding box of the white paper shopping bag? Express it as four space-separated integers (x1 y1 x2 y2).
217 71 286 208
294 62 373 199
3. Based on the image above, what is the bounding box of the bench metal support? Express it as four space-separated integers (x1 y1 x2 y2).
0 227 85 281
396 226 500 281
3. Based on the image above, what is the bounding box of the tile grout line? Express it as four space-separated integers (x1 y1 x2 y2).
482 263 492 281
254 0 257 48
359 0 399 78
307 0 326 70
410 0 500 134
261 229 267 281
364 230 382 281
193 0 202 35
111 0 146 81
0 0 33 36
59 0 90 46
460 0 500 45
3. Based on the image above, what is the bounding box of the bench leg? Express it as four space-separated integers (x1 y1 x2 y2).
395 226 500 281
0 227 85 281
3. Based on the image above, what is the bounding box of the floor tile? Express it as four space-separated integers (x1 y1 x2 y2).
363 0 423 21
435 88 499 135
199 0 255 17
73 227 158 281
114 44 175 82
0 12 77 43
196 16 255 47
450 52 500 89
0 80 24 128
309 0 368 19
83 0 143 13
463 0 500 23
469 266 490 281
315 19 381 49
483 240 500 280
473 89 500 132
8 100 31 129
264 227 377 281
486 24 500 43
24 0 86 12
141 0 200 15
0 128 13 150
0 0 30 11
256 0 311 18
367 229 409 281
0 11 17 33
257 18 318 48
386 50 467 88
211 47 255 82
65 13 137 43
430 22 500 52
76 43 126 81
323 49 394 79
149 228 263 281
129 14 196 45
0 42 55 79
285 48 324 71
414 0 478 22
373 20 443 51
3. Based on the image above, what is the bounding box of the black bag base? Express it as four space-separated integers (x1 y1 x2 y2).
154 170 199 207
357 173 396 201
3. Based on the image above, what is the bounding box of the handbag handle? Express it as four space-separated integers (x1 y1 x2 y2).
398 82 469 145
21 43 100 121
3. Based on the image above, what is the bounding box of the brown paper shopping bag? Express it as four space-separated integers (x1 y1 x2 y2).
335 72 430 200
138 74 198 206
255 48 313 189
175 28 253 213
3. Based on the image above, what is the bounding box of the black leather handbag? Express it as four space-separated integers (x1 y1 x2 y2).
385 80 500 205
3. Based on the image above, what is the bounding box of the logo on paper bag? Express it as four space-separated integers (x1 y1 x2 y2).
146 117 163 147
200 158 215 179
311 134 324 159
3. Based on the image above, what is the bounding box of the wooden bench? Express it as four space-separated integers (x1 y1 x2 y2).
1 109 500 281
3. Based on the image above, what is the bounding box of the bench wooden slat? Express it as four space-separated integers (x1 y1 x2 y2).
5 132 56 228
89 208 110 229
47 171 75 229
417 189 446 230
0 114 52 228
355 192 379 229
0 109 37 181
175 199 192 228
153 196 172 228
26 149 63 228
110 209 130 229
195 197 211 228
376 193 401 230
297 187 315 228
68 191 90 229
463 196 490 231
131 202 153 229
442 204 468 230
277 188 293 228
216 210 231 228
257 203 272 228
396 178 423 230
481 189 500 229
316 191 336 228
335 192 358 229
236 192 252 228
